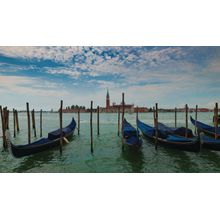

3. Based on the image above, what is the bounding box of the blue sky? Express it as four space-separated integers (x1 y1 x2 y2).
0 46 220 110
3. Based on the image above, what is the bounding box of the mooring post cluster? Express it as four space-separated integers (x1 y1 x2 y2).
25 103 44 144
2 107 10 130
0 106 20 148
0 106 7 148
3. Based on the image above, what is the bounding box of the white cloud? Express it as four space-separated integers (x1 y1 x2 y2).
87 79 124 89
0 46 82 64
45 67 81 78
1 47 220 108
0 62 34 73
0 46 187 67
0 75 68 97
0 46 197 85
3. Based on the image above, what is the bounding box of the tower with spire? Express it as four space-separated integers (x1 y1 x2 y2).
106 89 110 109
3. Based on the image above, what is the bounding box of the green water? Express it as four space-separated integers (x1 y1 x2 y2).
0 112 220 173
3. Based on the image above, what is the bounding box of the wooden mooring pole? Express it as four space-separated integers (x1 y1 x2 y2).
185 104 188 138
153 107 156 125
31 109 37 138
15 110 20 132
0 106 7 148
117 106 120 136
155 103 158 150
215 102 218 140
136 106 139 131
122 93 125 129
40 109 42 137
3 108 8 147
174 107 177 128
195 105 198 135
59 100 63 154
26 103 31 144
13 109 16 138
5 109 9 130
90 101 94 153
78 109 80 135
97 106 100 136
3 108 7 133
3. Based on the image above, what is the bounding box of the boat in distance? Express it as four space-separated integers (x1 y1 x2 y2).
8 118 76 158
137 119 200 152
122 118 142 149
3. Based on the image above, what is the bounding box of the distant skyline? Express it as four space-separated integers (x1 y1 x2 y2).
0 46 220 110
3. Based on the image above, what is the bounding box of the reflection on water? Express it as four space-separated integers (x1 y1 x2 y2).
0 112 220 172
13 150 57 173
121 148 144 173
160 147 199 172
197 150 220 172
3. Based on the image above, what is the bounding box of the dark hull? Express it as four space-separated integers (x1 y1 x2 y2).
199 136 220 151
10 118 76 158
10 132 74 158
122 137 142 150
202 142 220 151
137 119 200 152
141 131 200 152
122 118 143 150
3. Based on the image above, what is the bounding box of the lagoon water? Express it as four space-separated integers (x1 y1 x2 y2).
1 112 220 173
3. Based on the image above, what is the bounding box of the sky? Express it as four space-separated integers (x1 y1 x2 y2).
0 46 220 110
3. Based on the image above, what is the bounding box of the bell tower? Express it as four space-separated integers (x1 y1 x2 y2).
106 89 110 109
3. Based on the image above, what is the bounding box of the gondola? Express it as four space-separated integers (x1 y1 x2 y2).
122 118 142 149
190 116 220 150
137 119 200 152
8 118 76 158
158 119 220 151
190 116 220 138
